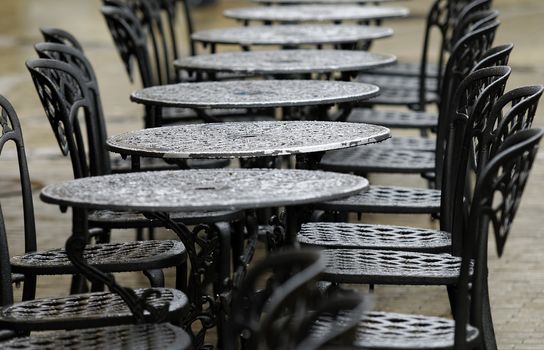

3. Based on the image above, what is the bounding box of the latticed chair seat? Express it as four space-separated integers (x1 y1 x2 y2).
0 323 192 350
364 62 440 78
320 147 435 174
10 240 185 275
312 311 479 349
347 108 438 129
161 106 276 124
358 74 439 92
315 186 441 214
88 209 244 229
298 223 450 253
361 88 439 107
320 248 466 285
369 136 435 151
0 288 187 331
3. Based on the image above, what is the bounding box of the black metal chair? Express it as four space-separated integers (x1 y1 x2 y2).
320 17 500 182
300 66 513 253
0 323 192 350
312 128 543 350
227 249 369 350
0 95 189 333
101 3 271 127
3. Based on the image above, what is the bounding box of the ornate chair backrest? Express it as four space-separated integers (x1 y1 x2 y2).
0 96 37 260
434 16 499 185
229 250 325 349
101 5 155 87
26 59 99 179
34 42 111 175
439 66 510 239
453 128 544 349
39 27 85 52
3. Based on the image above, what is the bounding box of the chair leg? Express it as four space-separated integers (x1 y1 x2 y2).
480 279 498 350
213 222 233 350
21 275 36 301
143 269 165 287
447 285 457 317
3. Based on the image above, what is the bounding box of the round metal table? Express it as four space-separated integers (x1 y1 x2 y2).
191 24 393 49
130 80 379 109
224 5 409 23
106 121 390 160
175 49 397 77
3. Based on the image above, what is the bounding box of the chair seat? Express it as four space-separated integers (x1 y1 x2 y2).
298 222 450 252
0 323 191 350
88 209 244 229
365 62 440 78
321 248 462 285
371 136 435 151
361 88 438 107
110 154 231 173
11 240 186 275
358 74 439 92
313 311 479 350
161 106 275 124
347 109 438 129
0 288 187 331
320 147 435 174
316 185 441 214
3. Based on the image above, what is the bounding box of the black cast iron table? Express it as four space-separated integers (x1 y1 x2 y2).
40 168 368 346
130 80 379 124
174 49 396 79
224 5 409 24
191 24 393 52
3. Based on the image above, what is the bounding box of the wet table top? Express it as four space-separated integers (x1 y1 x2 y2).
174 50 396 75
106 121 391 159
191 24 393 46
130 80 379 109
40 169 369 212
224 5 409 23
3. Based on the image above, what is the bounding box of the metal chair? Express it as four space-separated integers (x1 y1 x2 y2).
320 17 499 182
300 66 513 253
300 128 543 350
0 95 189 334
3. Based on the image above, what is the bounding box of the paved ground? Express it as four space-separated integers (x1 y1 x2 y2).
0 0 543 348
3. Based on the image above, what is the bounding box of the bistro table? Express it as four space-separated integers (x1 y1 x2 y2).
191 24 393 52
224 5 409 24
175 49 396 80
130 80 380 124
40 168 368 347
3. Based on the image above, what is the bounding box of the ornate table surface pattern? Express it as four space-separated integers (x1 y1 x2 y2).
175 50 396 75
40 169 369 212
224 5 409 22
106 121 391 159
191 24 393 46
130 80 379 109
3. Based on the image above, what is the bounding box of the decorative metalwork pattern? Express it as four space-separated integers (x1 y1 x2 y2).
224 5 409 22
11 240 185 274
347 108 438 129
363 86 438 105
368 62 440 78
360 74 439 92
321 147 435 173
310 311 479 348
321 248 465 284
131 80 379 109
41 169 369 212
107 121 390 159
298 222 450 252
318 185 441 213
0 323 191 350
191 24 393 46
175 50 396 75
0 288 186 325
371 136 435 151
